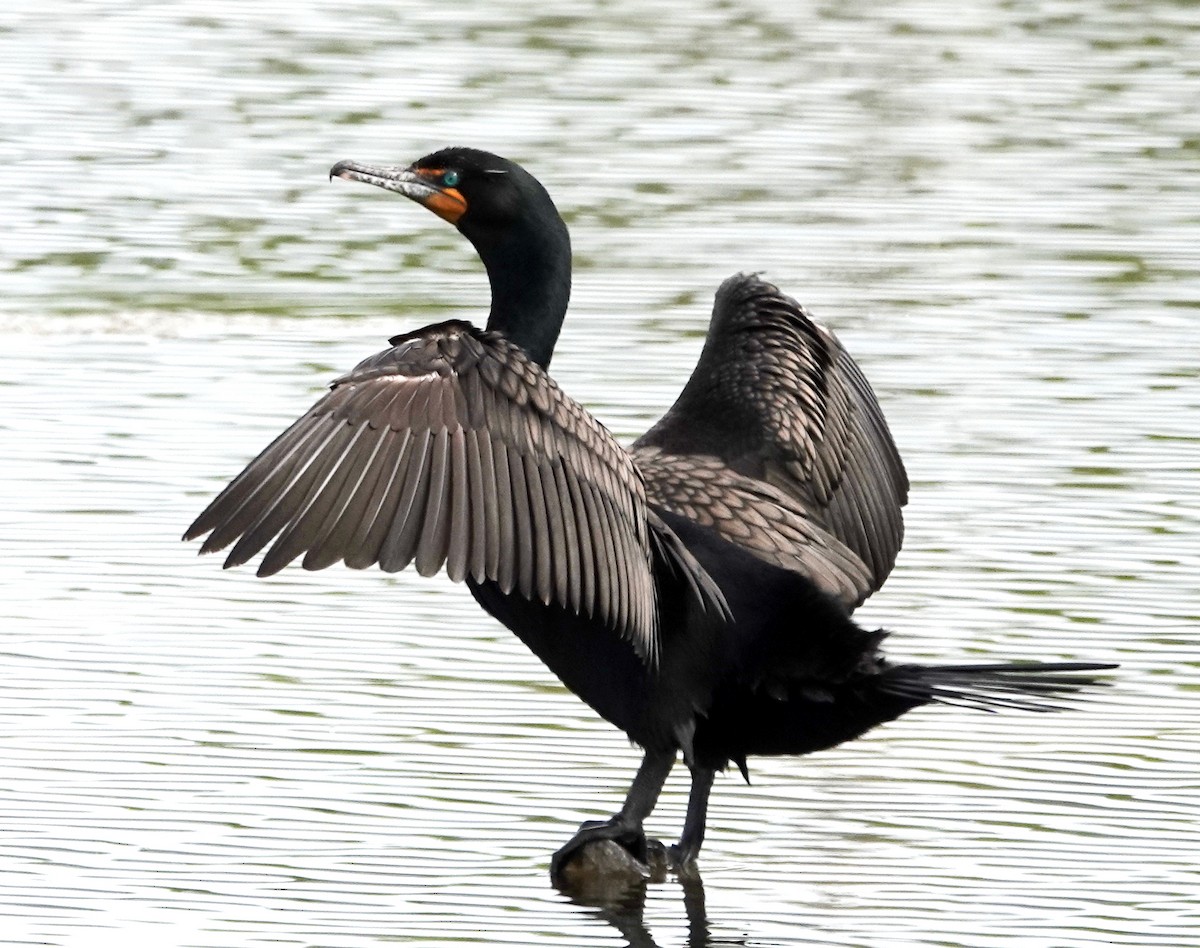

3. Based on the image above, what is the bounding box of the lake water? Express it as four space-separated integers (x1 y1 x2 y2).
2 1 1197 945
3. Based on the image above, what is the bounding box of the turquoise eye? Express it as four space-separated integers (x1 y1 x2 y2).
443 170 460 187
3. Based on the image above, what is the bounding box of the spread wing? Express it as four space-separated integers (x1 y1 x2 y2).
634 274 908 604
185 320 673 657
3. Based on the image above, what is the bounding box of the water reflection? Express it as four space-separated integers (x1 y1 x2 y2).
557 867 715 948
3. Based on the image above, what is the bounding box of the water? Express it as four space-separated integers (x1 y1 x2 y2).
2 1 1198 945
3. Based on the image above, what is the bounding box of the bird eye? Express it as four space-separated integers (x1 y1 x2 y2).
442 170 460 187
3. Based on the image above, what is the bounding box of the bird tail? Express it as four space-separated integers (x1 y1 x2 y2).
877 661 1116 713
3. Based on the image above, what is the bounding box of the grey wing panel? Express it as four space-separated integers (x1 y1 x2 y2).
634 447 875 609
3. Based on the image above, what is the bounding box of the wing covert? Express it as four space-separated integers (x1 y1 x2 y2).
634 446 876 609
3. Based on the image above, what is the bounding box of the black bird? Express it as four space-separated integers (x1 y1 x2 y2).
184 147 1112 875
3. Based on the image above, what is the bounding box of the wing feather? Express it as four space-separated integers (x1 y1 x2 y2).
454 427 483 583
234 423 351 573
345 428 411 569
576 478 608 621
379 428 433 572
490 439 517 594
506 445 535 600
259 419 378 576
302 421 392 571
196 416 332 555
524 453 554 605
563 467 594 617
415 426 451 577
551 461 582 614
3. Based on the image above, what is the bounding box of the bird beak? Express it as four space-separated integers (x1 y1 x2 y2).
329 159 467 224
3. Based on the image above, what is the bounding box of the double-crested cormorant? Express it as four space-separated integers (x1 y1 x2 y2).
185 147 1112 875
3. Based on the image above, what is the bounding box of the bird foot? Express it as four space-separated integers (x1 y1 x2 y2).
550 818 667 883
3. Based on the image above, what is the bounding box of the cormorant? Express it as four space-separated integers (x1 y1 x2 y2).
184 147 1112 876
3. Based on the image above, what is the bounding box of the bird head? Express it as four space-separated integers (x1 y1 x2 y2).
330 146 571 368
330 146 553 241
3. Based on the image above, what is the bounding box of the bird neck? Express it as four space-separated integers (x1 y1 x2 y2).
478 217 571 370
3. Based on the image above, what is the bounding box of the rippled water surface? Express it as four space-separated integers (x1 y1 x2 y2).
3 1 1198 945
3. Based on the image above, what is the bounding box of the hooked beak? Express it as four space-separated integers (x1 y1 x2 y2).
329 160 467 224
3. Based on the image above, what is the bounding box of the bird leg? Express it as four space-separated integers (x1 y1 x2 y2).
550 748 676 878
668 763 715 871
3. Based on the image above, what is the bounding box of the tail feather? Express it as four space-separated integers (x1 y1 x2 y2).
879 662 1116 714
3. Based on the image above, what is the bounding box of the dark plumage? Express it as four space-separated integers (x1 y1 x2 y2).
185 147 1113 875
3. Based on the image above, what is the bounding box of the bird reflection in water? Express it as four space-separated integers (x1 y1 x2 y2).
554 842 717 948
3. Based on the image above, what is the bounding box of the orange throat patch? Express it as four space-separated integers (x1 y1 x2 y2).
422 185 467 224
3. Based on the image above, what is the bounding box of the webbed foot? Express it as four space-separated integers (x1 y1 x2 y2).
550 818 667 883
